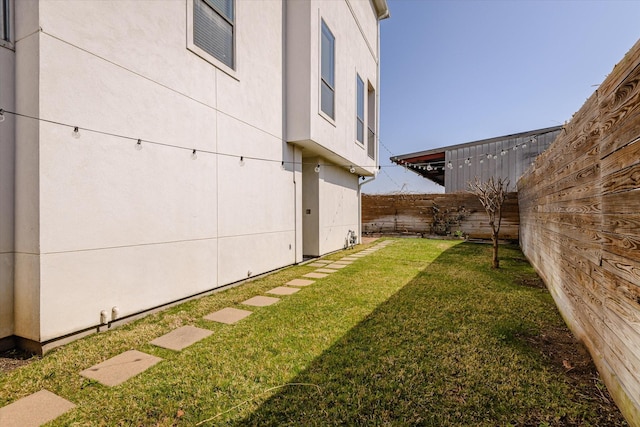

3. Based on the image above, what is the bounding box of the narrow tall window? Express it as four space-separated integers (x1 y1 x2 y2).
367 83 376 159
356 75 364 143
1 0 9 42
320 20 335 119
193 0 234 69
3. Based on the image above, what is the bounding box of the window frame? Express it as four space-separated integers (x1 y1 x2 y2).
356 74 365 144
187 0 237 79
1 0 10 44
319 18 335 122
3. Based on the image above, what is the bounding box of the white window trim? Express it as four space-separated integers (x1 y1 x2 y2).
186 0 238 80
318 16 336 126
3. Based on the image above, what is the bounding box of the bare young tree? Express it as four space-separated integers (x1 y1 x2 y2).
467 177 510 269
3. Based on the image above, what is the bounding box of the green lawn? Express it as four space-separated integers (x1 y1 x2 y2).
0 239 625 426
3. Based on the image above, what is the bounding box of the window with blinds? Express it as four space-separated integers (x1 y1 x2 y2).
193 0 234 69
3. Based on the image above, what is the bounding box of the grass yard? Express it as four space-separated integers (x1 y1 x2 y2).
0 239 626 426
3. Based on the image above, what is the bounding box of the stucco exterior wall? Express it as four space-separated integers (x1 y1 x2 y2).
0 1 16 342
2 0 384 349
287 0 379 175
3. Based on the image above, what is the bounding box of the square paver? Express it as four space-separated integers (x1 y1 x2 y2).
204 307 252 324
266 286 300 295
312 259 332 264
79 350 162 387
326 263 348 269
0 389 76 427
286 279 315 287
150 326 213 351
341 257 358 261
315 268 337 274
304 272 328 279
242 296 280 307
333 260 353 265
307 262 328 267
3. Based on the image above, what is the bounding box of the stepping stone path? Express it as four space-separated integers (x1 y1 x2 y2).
0 389 75 427
150 325 213 351
205 307 253 324
287 278 315 287
304 272 328 279
0 239 394 426
242 296 280 307
79 350 162 387
266 286 300 295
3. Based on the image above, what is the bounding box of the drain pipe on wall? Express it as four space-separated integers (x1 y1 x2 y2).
358 176 376 243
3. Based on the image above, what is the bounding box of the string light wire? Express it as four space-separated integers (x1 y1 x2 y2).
0 107 394 171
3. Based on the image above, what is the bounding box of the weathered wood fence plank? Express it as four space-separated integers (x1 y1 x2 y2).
518 39 640 427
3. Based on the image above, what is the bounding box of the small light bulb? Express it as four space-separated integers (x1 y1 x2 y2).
513 145 518 151
315 164 320 173
522 143 527 148
0 109 5 123
501 150 506 156
426 164 433 171
135 139 143 150
349 166 356 174
72 126 81 139
530 136 537 144
447 162 453 169
191 149 197 160
459 164 462 168
480 159 484 163
464 158 470 165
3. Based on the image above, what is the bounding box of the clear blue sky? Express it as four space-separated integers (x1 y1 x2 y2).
365 0 640 194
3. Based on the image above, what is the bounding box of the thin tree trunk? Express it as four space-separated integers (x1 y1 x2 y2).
492 235 499 269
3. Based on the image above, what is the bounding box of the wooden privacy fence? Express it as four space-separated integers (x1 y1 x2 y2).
361 193 519 240
518 40 640 426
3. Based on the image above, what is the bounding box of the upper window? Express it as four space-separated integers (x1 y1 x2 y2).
356 75 364 144
1 0 9 42
320 20 335 120
193 0 234 69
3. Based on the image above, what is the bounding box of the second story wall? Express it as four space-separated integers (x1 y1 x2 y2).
287 0 380 175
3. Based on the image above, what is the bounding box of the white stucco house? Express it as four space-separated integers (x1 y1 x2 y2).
0 0 389 353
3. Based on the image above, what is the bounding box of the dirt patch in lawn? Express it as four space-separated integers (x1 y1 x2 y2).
0 348 39 373
525 309 628 425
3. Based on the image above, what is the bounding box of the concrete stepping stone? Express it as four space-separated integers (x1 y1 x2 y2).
304 272 328 279
204 307 252 324
341 257 358 261
79 350 162 387
266 286 300 295
286 278 315 287
0 389 75 427
242 296 280 307
315 268 337 274
308 262 328 267
150 326 213 351
326 263 348 269
334 260 353 265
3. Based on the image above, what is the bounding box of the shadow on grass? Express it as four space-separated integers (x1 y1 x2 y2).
231 243 624 427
